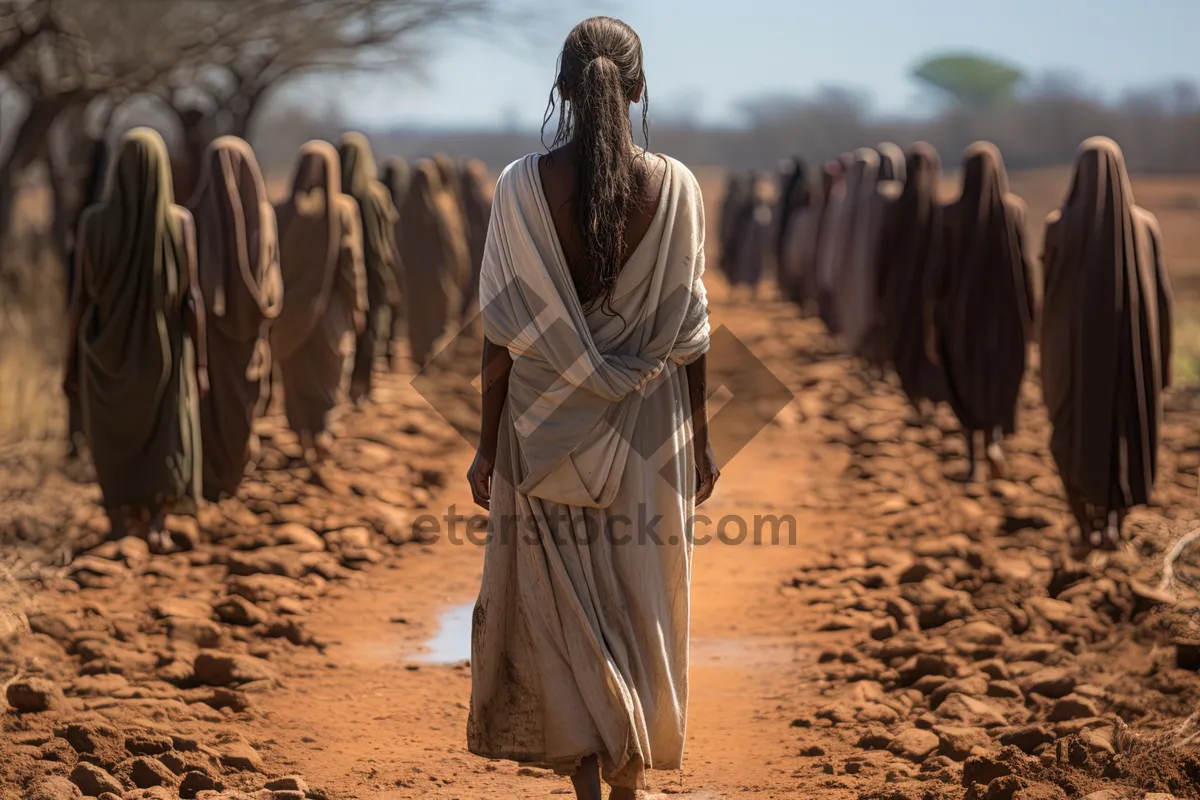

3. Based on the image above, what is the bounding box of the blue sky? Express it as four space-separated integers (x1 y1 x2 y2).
324 0 1198 130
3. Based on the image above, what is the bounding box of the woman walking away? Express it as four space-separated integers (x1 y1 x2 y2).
190 136 282 501
466 17 716 800
398 161 466 370
270 141 366 465
931 142 1035 481
1041 137 1173 553
339 133 400 405
876 143 948 416
64 127 206 552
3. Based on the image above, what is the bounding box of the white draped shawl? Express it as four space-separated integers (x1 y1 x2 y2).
468 153 709 790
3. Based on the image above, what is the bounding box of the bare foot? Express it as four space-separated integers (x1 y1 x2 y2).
985 440 1007 480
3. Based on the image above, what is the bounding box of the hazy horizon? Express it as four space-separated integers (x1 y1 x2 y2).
286 0 1199 132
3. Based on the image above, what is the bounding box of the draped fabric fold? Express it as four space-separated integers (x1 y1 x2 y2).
190 136 282 499
1041 136 1173 511
270 141 365 439
468 153 709 790
933 142 1034 436
77 127 201 516
338 132 400 401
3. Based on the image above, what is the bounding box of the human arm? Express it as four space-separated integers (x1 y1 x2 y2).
686 352 719 505
467 337 513 510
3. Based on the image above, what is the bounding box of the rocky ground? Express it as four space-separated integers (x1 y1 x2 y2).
3 289 1200 800
759 309 1200 800
0 354 479 800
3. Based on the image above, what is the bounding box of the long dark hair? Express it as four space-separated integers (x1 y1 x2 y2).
541 16 650 312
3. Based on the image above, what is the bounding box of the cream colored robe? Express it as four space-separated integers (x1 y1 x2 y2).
467 154 710 790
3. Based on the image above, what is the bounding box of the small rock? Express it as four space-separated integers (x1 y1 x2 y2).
977 659 1011 681
57 722 126 769
218 740 264 772
162 515 202 550
122 756 178 789
897 653 960 686
799 745 825 757
935 725 991 762
179 770 223 798
6 676 65 712
870 618 899 641
935 694 1008 727
70 763 124 796
124 732 173 756
930 677 990 708
1047 694 1100 722
952 621 1008 648
899 559 940 584
213 596 269 627
265 776 309 793
193 651 277 687
151 598 213 620
271 524 325 552
987 680 1024 700
38 737 78 766
227 548 307 580
1020 667 1075 699
998 725 1056 754
888 728 939 762
27 777 83 800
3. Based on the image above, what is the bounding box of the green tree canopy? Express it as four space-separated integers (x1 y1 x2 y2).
911 53 1025 110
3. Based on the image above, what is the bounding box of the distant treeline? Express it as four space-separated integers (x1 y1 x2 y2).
250 79 1200 176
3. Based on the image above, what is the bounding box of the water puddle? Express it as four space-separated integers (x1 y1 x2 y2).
410 601 474 664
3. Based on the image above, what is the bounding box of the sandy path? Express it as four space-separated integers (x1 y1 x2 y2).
247 301 851 799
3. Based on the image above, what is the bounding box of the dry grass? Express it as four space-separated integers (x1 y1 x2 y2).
3 165 1200 449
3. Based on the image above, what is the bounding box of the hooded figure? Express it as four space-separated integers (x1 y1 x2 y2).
457 158 493 323
399 160 467 369
728 173 771 294
189 136 282 501
270 141 366 462
338 132 400 404
875 143 948 411
67 127 205 547
831 148 887 355
718 171 754 282
1041 137 1173 550
773 158 810 290
815 153 855 333
66 135 111 459
930 142 1035 480
380 156 412 367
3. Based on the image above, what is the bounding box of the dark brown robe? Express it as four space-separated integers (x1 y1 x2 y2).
931 142 1034 436
876 143 948 407
191 137 282 501
1041 136 1173 512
